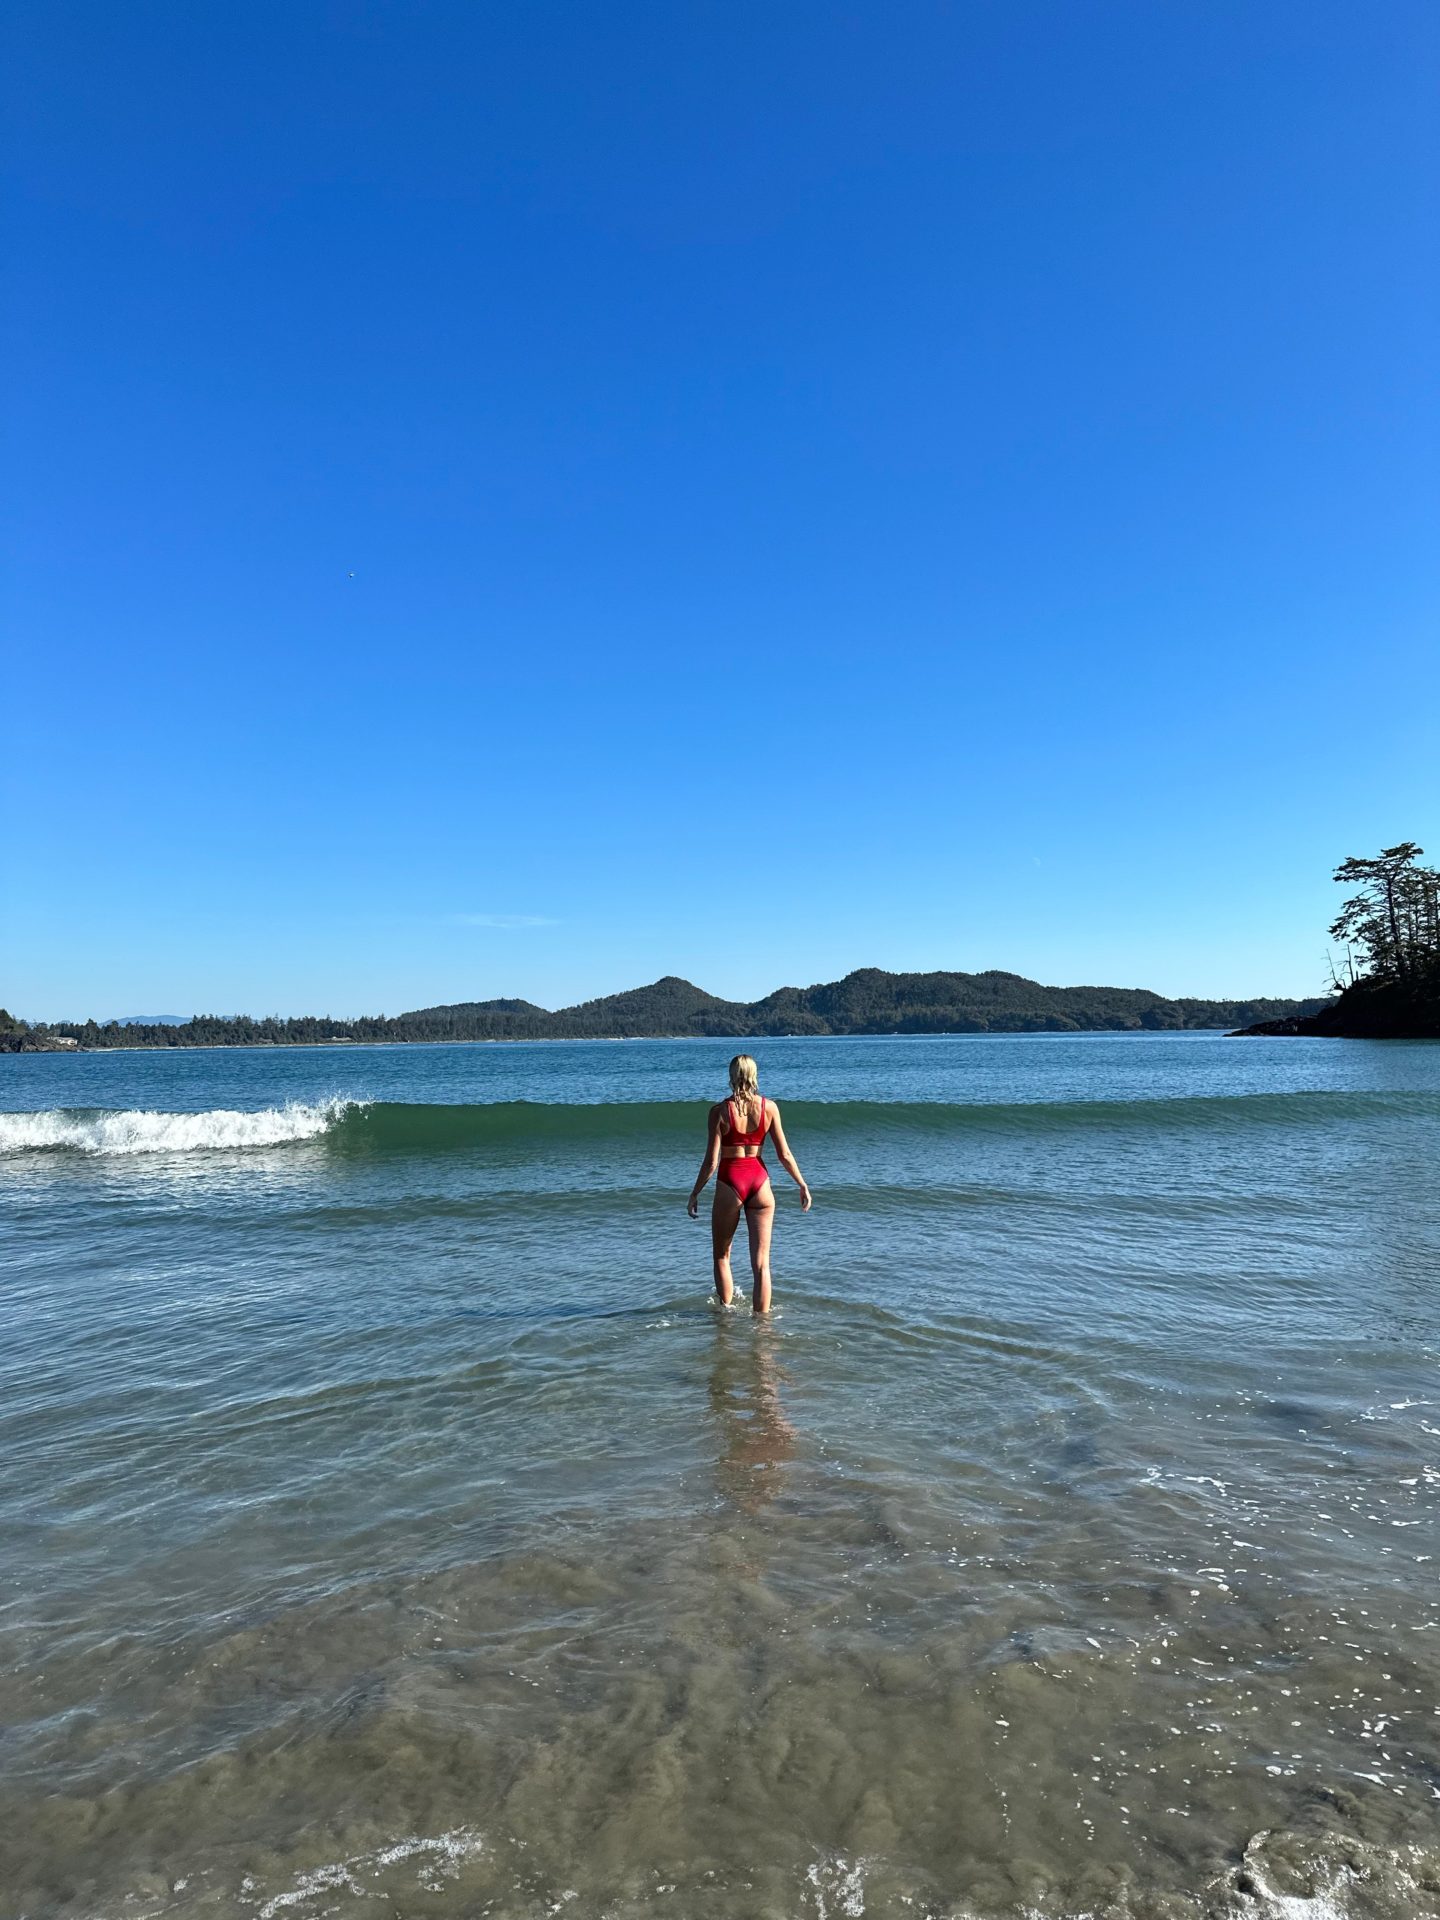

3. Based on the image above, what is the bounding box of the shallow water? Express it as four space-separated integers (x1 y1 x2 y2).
3 1034 1439 1919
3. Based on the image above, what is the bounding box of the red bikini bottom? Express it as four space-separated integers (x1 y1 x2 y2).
717 1157 770 1203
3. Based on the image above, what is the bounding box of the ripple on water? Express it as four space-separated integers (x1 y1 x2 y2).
4 1039 1440 1916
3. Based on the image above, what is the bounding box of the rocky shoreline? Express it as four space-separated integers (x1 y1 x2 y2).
1236 976 1440 1039
0 1027 78 1054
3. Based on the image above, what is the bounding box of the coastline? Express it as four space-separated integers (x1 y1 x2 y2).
17 1026 1262 1057
4 968 1324 1054
1234 974 1440 1040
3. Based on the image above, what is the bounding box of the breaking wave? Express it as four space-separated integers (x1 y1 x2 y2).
0 1098 358 1156
1 1088 1433 1160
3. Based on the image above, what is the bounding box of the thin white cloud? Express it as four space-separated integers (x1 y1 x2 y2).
446 913 558 929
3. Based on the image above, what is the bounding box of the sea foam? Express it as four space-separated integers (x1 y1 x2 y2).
0 1098 357 1156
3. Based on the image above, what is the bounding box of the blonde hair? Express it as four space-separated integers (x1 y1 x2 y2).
728 1054 760 1118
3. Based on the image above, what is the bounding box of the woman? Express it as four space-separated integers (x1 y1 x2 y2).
688 1054 811 1313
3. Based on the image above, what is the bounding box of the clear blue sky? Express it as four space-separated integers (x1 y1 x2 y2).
5 1 1436 1019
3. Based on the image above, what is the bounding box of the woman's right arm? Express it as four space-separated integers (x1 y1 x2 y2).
688 1105 724 1217
766 1103 812 1212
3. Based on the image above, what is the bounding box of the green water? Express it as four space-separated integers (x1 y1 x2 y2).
3 1035 1439 1918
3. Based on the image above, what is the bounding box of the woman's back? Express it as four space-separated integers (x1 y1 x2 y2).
723 1094 768 1151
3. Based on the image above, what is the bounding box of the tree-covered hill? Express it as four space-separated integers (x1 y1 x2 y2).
741 968 1307 1036
17 971 1326 1050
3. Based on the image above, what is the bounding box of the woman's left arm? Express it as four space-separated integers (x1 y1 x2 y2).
688 1105 724 1217
766 1103 812 1211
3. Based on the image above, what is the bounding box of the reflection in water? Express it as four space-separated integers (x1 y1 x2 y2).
708 1322 796 1518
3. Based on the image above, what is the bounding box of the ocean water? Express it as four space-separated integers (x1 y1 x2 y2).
3 1033 1439 1920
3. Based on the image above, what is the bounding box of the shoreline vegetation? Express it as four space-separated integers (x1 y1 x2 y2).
11 841 1434 1053
1236 843 1440 1040
2 968 1323 1053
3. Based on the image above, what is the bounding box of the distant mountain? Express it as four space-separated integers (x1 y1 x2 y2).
40 970 1328 1048
108 1014 190 1027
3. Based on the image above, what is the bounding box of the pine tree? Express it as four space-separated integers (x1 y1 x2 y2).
1330 843 1440 985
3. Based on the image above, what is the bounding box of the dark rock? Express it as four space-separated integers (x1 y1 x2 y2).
1234 975 1440 1039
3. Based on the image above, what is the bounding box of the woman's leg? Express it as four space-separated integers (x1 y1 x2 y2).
745 1183 776 1314
711 1182 743 1304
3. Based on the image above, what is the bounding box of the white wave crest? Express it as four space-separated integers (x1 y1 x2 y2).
0 1099 358 1156
242 1826 485 1917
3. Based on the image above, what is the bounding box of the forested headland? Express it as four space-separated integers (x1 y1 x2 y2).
1239 843 1440 1038
2 971 1324 1052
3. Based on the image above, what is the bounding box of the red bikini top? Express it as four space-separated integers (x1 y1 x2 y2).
726 1095 767 1147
